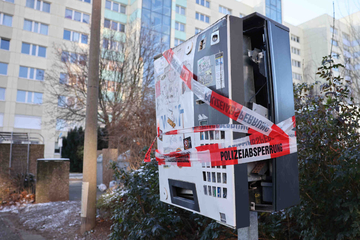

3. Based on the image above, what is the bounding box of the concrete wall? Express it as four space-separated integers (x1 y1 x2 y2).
102 148 118 187
36 160 69 203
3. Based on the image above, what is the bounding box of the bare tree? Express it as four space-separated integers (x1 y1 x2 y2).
44 23 161 167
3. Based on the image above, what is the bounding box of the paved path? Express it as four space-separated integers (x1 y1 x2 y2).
0 213 45 240
69 180 104 201
69 173 105 201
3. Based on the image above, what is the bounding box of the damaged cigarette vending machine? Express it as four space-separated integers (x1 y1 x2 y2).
154 13 299 228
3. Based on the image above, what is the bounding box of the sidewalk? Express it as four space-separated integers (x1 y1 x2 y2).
0 213 45 240
69 173 104 201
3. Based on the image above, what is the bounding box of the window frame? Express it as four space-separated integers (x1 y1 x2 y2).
21 42 47 58
332 39 338 47
19 66 45 81
0 38 10 50
219 5 231 15
16 90 43 104
23 19 48 35
196 0 210 8
0 87 5 101
175 5 185 15
0 62 8 75
63 29 89 44
103 18 125 33
195 28 202 34
102 38 122 52
105 0 126 14
291 47 300 55
26 0 51 13
291 59 301 68
195 12 210 23
61 50 87 65
174 38 184 46
292 72 302 81
175 21 185 32
330 26 338 35
0 13 13 27
65 8 90 24
291 34 300 43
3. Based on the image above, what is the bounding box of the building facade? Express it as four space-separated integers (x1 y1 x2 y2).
0 0 355 158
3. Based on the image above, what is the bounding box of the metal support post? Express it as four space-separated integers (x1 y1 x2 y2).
238 211 258 240
9 132 13 174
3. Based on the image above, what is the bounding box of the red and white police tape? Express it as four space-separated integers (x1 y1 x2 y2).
144 49 297 167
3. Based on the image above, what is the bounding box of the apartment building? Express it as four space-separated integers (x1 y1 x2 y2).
0 0 92 158
1 0 354 158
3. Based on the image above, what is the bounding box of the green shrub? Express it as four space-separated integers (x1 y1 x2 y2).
98 159 237 240
259 56 360 239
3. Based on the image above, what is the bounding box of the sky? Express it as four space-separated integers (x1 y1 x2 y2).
283 0 360 25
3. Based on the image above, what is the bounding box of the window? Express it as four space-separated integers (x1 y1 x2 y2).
291 47 300 55
292 72 302 80
103 38 122 51
58 96 66 107
65 9 90 24
332 39 338 47
292 59 301 68
21 43 46 57
3 0 14 3
0 62 8 75
176 5 185 15
344 48 351 58
343 33 350 40
79 0 91 3
63 30 88 44
174 38 184 46
342 33 350 46
175 22 185 32
330 26 337 35
196 0 210 8
56 119 71 131
19 66 45 80
219 6 231 15
59 73 68 84
61 51 87 65
23 20 48 35
196 12 210 23
0 38 10 50
16 90 43 104
14 115 41 129
103 19 125 32
195 28 202 34
266 0 282 23
291 34 300 43
26 0 50 13
0 13 12 27
0 88 5 100
105 0 126 14
58 96 78 108
331 52 340 59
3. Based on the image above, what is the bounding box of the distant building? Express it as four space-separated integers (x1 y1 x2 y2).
0 0 356 157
